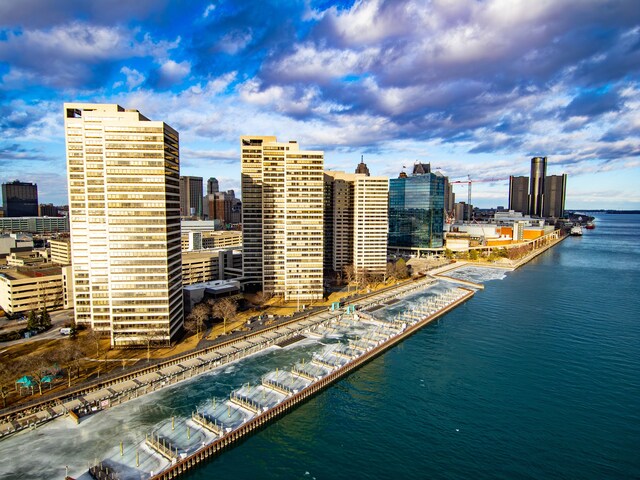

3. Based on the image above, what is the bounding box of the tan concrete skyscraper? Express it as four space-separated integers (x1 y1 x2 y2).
64 103 183 347
241 136 324 301
324 171 388 278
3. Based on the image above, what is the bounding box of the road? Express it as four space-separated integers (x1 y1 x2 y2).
0 309 75 350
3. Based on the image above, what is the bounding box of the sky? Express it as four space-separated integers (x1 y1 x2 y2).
0 0 639 210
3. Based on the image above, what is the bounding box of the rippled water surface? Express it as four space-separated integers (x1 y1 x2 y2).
189 214 640 480
2 215 639 479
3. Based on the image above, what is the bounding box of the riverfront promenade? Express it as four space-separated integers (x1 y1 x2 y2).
88 286 475 480
0 231 565 439
0 276 439 439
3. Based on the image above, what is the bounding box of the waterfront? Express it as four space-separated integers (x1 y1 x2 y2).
0 280 465 479
1 216 638 479
187 214 640 480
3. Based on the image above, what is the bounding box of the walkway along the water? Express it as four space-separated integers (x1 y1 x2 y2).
83 286 475 480
0 276 437 439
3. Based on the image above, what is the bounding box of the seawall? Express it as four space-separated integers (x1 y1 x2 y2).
147 288 475 480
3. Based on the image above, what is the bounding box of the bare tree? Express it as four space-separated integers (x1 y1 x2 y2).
343 264 356 292
139 330 161 364
386 262 396 282
358 268 372 290
393 258 409 279
83 329 103 359
253 290 272 307
23 354 53 396
0 359 17 408
211 298 238 336
56 342 84 387
185 303 209 339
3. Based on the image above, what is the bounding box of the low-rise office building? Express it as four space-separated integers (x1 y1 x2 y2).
181 248 242 286
0 233 34 256
181 230 242 251
183 279 241 314
50 238 72 265
0 217 69 234
0 265 65 315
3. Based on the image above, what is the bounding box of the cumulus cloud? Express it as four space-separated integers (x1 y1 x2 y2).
0 0 638 207
0 0 168 28
118 66 146 89
155 59 191 87
0 22 180 88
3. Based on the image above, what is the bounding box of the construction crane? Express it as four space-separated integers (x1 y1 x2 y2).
448 175 511 223
450 175 473 222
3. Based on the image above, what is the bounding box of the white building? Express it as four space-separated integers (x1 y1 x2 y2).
241 136 324 301
64 103 183 347
324 171 389 278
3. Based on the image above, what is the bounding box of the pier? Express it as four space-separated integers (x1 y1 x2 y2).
145 433 179 462
88 463 119 480
261 378 296 396
311 358 339 371
290 367 317 382
229 393 263 415
191 412 225 437
137 287 475 480
332 350 357 361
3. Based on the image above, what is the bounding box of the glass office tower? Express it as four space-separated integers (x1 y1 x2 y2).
389 172 445 249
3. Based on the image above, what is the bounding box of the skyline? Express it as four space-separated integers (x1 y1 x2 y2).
1 0 639 209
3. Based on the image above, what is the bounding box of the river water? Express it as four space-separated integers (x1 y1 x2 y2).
1 214 639 479
187 214 640 480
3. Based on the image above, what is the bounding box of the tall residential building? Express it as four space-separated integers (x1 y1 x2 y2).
508 176 529 214
64 103 182 347
180 176 203 218
241 136 324 301
389 169 445 249
207 177 219 195
324 171 388 278
529 156 547 217
543 174 567 218
2 180 38 217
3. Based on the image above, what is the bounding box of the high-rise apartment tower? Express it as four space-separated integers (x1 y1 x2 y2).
64 103 183 347
324 171 388 279
241 136 324 301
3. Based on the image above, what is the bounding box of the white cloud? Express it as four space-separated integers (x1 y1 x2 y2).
217 30 252 55
120 66 145 89
203 4 216 18
0 22 180 88
158 59 191 85
268 43 379 82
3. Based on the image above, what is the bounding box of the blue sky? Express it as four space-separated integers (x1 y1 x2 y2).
1 0 639 209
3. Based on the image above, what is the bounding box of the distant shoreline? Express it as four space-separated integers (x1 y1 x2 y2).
568 210 640 215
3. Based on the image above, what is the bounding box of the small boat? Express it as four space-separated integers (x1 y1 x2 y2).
585 221 595 230
570 225 583 236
